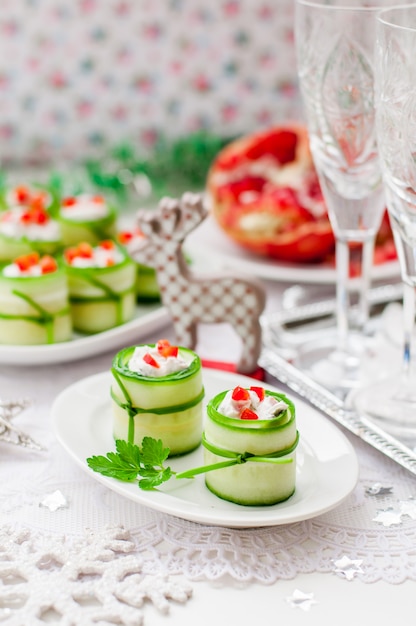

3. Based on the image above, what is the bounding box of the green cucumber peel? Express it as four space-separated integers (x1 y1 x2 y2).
86 430 299 490
112 345 201 383
10 289 69 343
207 389 295 431
110 383 205 416
111 367 205 444
67 257 134 325
70 272 123 301
69 286 134 304
176 431 299 479
0 231 61 247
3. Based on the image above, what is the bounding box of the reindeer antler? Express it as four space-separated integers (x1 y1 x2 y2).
136 193 207 244
179 192 208 236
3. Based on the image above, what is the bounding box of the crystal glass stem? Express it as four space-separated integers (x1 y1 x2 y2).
401 281 415 382
336 236 373 354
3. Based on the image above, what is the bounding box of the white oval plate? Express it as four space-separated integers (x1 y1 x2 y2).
186 215 400 285
0 304 169 365
52 368 359 528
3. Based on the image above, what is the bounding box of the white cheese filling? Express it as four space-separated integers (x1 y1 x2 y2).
3 263 43 278
0 208 60 241
69 246 124 268
60 194 110 221
218 389 288 420
128 345 192 378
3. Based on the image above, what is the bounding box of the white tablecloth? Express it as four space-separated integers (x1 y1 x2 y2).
1 280 416 626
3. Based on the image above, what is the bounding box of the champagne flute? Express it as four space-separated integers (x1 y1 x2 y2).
353 3 416 440
294 0 395 393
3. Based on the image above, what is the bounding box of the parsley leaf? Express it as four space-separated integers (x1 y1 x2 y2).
86 450 141 482
86 436 261 492
138 466 173 490
86 438 173 490
141 436 170 468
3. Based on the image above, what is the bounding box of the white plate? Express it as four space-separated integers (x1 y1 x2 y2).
52 368 359 528
186 215 400 284
0 304 169 365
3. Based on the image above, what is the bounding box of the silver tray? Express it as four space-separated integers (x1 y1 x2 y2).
259 282 416 477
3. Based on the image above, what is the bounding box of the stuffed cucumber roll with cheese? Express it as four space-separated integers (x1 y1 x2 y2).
117 228 160 303
0 202 61 262
0 252 71 345
64 239 136 333
111 340 204 456
0 183 57 212
203 386 299 506
57 193 117 246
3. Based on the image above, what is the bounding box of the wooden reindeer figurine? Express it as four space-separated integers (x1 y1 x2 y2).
128 192 266 374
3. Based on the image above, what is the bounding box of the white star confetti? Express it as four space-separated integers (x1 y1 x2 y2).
333 555 364 580
365 483 393 496
398 498 416 520
372 508 403 527
285 589 317 612
39 489 68 511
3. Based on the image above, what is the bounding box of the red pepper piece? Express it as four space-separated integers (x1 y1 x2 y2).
14 252 40 271
100 239 115 250
30 206 49 224
62 196 77 207
156 339 179 358
118 231 133 244
240 408 259 420
39 255 58 274
250 386 265 401
143 353 160 368
14 185 30 204
77 242 93 258
64 247 78 264
231 386 250 401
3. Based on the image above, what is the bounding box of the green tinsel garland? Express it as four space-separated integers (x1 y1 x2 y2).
83 132 235 206
0 132 235 210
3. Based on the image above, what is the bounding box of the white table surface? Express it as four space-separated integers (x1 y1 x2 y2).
1 275 415 626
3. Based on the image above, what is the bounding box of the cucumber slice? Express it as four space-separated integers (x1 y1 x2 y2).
111 345 204 456
65 254 136 333
135 264 160 302
0 232 61 262
57 204 118 246
204 389 298 505
0 266 72 344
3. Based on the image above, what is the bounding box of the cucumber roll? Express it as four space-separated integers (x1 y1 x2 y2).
203 386 299 506
0 184 57 213
0 252 71 345
111 340 204 456
64 240 136 333
0 203 61 262
117 229 160 303
56 193 117 246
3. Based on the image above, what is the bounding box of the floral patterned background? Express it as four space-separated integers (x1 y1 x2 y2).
0 0 301 165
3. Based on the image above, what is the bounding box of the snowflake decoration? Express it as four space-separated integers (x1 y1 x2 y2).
0 525 192 625
285 589 317 611
39 489 68 511
332 555 364 581
398 498 416 520
365 483 393 497
0 398 43 451
372 508 403 527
